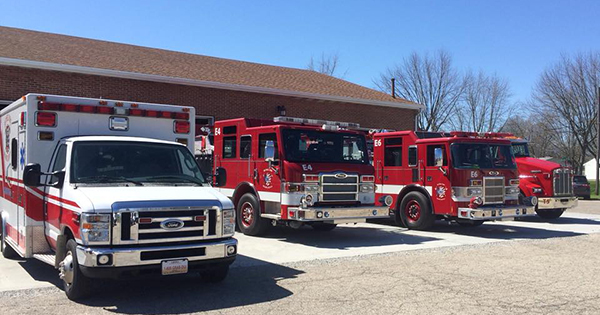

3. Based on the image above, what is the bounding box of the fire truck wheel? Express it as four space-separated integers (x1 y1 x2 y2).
61 239 91 300
456 219 484 227
237 193 269 236
203 265 230 283
536 209 565 219
398 192 435 230
311 223 337 231
1 218 18 259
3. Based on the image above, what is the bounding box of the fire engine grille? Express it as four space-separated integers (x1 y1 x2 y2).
483 177 505 204
553 168 573 196
320 174 358 202
114 207 218 245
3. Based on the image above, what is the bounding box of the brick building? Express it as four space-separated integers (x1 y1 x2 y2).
0 26 421 130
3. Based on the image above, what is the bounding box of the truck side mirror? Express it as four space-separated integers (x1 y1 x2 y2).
434 147 444 167
214 167 227 187
23 163 42 187
264 140 275 162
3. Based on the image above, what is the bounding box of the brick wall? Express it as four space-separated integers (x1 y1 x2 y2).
0 65 416 130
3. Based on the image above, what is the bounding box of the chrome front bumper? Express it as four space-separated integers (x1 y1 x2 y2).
537 196 578 210
288 205 390 223
457 205 536 221
76 238 237 268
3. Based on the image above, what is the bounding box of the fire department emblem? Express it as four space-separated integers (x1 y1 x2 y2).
262 169 274 189
435 183 447 200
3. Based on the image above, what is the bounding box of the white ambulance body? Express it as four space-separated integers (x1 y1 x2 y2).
0 94 237 300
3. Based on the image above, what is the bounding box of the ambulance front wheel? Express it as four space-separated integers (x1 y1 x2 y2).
1 215 18 259
60 239 92 300
237 193 269 236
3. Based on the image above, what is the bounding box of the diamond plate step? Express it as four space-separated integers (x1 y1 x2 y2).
33 253 55 266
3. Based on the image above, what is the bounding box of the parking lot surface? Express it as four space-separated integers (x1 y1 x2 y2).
0 201 599 314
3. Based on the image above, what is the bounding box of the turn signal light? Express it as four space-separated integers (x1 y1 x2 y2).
361 175 375 182
304 174 319 182
36 112 56 127
174 121 190 134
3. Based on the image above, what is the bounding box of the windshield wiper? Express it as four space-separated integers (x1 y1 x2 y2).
144 175 204 186
77 175 144 186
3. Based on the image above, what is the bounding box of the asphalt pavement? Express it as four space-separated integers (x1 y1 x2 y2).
0 201 599 314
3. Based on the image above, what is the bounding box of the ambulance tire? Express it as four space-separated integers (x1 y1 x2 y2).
536 208 565 220
398 192 435 230
203 264 230 283
237 193 269 236
311 223 337 231
62 239 92 300
1 217 18 259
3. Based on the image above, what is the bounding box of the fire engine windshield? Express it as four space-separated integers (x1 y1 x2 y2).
281 129 368 164
70 141 206 185
511 142 531 157
450 143 516 169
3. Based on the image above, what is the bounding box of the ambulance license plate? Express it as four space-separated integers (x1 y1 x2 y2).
161 259 188 275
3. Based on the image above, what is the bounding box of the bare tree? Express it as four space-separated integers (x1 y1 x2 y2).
451 71 514 132
375 50 465 131
307 52 347 78
532 52 600 172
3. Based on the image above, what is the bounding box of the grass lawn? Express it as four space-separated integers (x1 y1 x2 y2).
589 180 600 200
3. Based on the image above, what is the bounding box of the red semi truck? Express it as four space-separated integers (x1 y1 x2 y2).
371 131 538 230
509 138 577 219
209 117 392 235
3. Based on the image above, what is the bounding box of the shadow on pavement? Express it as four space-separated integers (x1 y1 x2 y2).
428 221 585 240
18 259 62 288
257 224 439 249
76 255 300 314
515 216 600 225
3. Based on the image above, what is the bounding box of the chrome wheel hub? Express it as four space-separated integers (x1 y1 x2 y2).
59 251 74 285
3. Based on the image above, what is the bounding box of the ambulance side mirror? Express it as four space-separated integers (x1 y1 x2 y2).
214 167 227 187
23 163 42 187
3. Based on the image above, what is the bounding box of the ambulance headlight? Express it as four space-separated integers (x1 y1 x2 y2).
222 209 235 236
80 213 111 244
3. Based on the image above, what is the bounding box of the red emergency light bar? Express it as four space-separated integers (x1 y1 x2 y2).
37 101 189 120
449 131 514 138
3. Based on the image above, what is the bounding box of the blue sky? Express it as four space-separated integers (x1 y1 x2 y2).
1 0 599 104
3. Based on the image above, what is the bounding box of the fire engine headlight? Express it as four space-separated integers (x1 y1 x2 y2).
304 194 315 206
506 187 520 195
80 213 111 244
360 183 374 193
467 188 482 196
532 188 543 194
222 209 235 236
304 184 319 192
379 195 393 207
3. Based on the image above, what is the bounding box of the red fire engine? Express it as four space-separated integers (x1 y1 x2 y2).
508 138 577 219
210 117 392 235
371 131 538 230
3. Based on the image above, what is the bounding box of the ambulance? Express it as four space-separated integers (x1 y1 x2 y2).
0 94 237 300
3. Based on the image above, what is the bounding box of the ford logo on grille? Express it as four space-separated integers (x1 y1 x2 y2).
160 219 185 231
489 171 500 176
335 173 348 179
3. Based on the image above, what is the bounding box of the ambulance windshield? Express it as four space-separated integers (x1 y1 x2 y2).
71 141 206 185
281 129 368 164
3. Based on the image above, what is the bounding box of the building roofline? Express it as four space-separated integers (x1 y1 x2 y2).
0 57 424 111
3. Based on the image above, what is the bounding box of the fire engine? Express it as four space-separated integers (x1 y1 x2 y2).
371 131 538 230
209 116 392 235
509 138 577 219
0 94 237 300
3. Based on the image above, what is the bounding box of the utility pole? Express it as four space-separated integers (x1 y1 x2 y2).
596 86 600 195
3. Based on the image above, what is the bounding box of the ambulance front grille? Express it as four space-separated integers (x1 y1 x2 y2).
112 207 219 245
